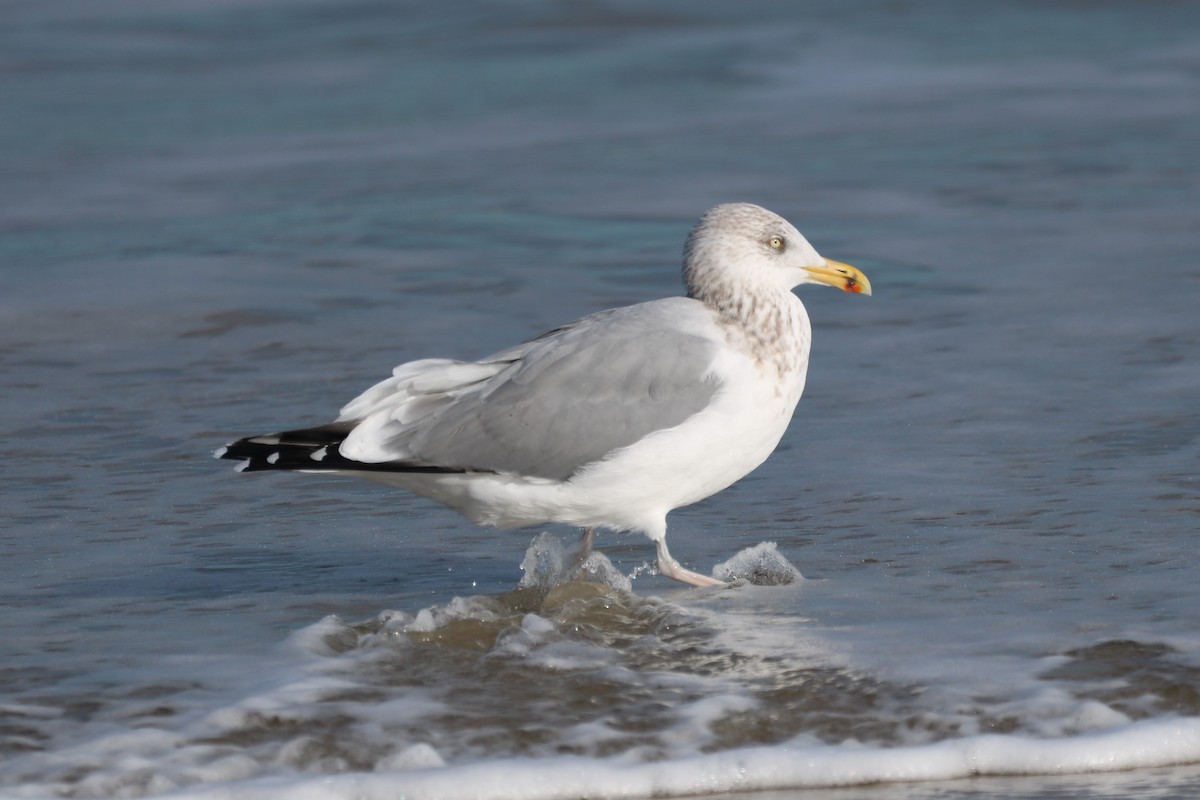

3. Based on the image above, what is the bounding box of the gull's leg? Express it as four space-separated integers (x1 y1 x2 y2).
654 538 725 588
568 527 596 577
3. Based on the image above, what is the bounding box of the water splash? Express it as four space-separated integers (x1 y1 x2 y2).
712 541 803 586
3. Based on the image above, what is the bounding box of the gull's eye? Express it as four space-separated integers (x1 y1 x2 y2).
768 235 786 252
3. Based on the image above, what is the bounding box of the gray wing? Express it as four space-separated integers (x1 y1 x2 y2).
374 299 723 480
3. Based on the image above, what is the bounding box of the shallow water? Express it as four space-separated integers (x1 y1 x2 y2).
2 0 1199 797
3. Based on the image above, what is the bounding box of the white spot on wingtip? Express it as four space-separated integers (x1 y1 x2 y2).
213 445 229 459
267 452 280 465
312 446 328 462
234 460 251 473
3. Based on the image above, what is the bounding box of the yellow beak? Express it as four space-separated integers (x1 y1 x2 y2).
803 259 872 296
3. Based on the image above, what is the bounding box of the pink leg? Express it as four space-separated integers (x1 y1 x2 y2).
568 527 596 576
654 539 725 588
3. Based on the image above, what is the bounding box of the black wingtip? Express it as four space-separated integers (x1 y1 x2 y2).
216 427 342 472
215 423 473 475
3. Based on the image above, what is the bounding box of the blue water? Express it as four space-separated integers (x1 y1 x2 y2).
2 1 1199 797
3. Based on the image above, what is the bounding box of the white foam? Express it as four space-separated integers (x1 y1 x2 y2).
375 743 446 771
520 613 556 635
164 718 1200 800
285 614 356 657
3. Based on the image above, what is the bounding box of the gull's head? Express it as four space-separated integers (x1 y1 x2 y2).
683 203 871 299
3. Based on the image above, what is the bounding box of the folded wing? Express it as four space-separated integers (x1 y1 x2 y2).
337 299 723 480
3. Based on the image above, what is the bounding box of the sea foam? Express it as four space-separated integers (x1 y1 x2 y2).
166 718 1200 800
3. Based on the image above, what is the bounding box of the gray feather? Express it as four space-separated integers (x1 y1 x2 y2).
384 299 722 480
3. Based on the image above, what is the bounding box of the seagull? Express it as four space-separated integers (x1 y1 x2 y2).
216 203 871 587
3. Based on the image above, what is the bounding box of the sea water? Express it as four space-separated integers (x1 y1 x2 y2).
2 1 1198 797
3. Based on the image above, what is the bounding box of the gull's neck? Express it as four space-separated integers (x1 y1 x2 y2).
688 273 811 379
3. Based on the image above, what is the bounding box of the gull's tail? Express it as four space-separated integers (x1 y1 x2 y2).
214 423 463 474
